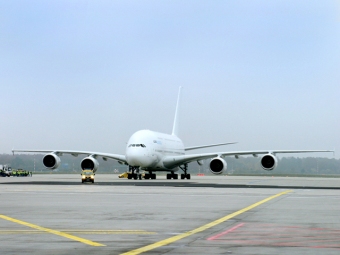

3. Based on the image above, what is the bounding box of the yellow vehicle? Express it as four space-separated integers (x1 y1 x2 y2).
118 172 145 179
118 172 129 178
81 170 95 183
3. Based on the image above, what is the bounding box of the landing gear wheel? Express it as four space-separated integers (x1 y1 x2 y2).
127 173 132 179
179 164 190 180
166 174 171 179
151 173 156 179
173 174 178 179
144 174 150 179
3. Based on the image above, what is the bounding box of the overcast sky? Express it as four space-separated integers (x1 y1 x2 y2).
1 1 339 159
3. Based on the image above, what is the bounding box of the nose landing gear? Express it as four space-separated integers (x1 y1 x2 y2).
127 166 141 180
126 166 157 180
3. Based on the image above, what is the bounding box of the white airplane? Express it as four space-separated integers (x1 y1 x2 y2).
12 87 333 180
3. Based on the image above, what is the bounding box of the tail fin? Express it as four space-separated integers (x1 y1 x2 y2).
172 86 182 137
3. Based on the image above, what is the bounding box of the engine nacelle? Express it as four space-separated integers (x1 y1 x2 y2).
209 157 227 175
42 153 61 170
81 156 99 173
261 154 278 171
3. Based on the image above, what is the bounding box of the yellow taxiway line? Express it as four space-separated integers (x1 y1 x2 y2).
0 215 106 247
121 190 292 255
0 230 156 235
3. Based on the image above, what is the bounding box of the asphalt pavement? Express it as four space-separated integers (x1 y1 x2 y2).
1 174 340 255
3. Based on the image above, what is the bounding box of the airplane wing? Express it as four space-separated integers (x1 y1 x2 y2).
162 150 334 169
12 149 127 163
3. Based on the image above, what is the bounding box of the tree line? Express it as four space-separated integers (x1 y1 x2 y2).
0 154 339 176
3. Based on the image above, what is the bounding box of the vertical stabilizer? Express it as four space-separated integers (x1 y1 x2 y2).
172 87 182 137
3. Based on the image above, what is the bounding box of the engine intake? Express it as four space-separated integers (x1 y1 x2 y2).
42 153 61 170
261 154 278 171
81 156 99 172
209 157 227 175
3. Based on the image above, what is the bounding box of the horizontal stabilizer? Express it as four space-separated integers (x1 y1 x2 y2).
185 142 237 151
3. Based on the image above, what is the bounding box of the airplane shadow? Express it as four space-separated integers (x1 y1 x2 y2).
1 180 339 190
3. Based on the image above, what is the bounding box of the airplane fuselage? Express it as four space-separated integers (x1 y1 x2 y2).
125 130 185 171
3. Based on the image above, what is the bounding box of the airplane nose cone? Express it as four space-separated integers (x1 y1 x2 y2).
126 149 153 167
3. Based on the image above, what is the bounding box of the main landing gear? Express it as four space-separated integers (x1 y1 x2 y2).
166 172 178 179
166 164 191 180
179 163 191 179
144 172 156 180
126 164 190 180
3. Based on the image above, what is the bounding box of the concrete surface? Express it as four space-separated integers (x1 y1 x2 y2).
0 174 340 254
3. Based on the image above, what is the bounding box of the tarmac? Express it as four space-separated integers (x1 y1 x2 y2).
1 174 340 255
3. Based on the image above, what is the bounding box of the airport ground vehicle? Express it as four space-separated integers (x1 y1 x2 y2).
0 170 10 177
119 171 145 179
12 169 31 177
0 165 12 177
118 172 129 178
81 170 95 183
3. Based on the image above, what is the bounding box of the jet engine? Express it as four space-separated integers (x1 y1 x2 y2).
260 154 278 171
209 157 227 175
42 153 61 170
81 156 99 172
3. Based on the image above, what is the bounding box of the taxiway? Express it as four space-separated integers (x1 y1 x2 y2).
1 174 340 255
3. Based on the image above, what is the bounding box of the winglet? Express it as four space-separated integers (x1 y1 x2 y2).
172 86 182 137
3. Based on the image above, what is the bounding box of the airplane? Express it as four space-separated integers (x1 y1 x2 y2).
12 87 333 180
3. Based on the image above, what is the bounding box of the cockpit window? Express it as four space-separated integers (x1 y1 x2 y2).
128 144 146 148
